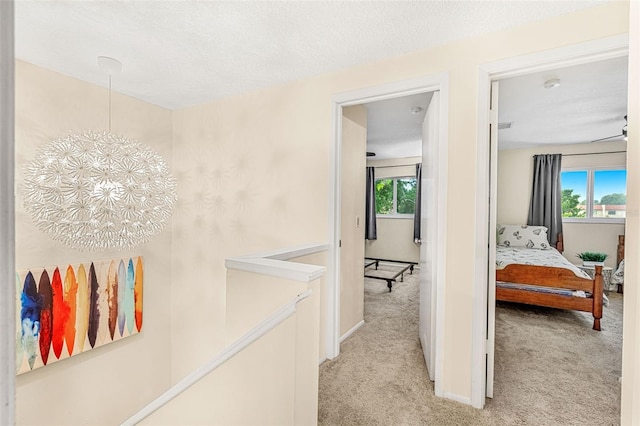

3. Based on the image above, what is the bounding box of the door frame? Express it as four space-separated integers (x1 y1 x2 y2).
328 73 449 395
472 34 629 408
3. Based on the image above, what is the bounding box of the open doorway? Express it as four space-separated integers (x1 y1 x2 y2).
327 74 449 396
487 55 628 422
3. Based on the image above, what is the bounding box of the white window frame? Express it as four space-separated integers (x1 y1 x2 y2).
561 166 626 224
375 176 416 219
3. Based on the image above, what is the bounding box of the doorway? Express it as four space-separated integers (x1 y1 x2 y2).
475 34 630 409
328 73 449 395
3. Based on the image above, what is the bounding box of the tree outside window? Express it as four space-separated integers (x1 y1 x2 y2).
375 177 416 216
560 168 626 221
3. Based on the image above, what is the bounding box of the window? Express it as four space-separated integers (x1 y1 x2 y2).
375 177 417 216
561 168 626 222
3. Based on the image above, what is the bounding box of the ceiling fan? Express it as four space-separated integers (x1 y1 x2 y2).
590 115 628 143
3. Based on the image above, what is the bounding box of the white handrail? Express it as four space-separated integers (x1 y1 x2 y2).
226 242 328 283
120 290 312 426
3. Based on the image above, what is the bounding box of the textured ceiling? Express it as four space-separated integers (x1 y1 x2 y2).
498 56 628 149
365 92 433 160
16 0 607 110
366 55 628 159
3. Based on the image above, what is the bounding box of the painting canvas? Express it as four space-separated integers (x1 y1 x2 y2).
16 256 143 374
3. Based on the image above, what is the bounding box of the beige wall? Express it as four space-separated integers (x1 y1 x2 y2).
365 156 421 263
15 61 173 424
223 265 322 425
292 251 328 362
169 1 630 403
339 106 366 336
366 218 419 263
498 141 626 268
143 315 298 425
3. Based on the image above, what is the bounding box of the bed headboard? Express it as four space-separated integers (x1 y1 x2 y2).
617 235 625 267
556 233 564 253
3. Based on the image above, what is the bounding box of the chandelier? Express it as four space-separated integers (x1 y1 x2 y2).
20 57 177 251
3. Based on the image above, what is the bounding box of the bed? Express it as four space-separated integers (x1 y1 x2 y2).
495 224 604 331
364 258 414 292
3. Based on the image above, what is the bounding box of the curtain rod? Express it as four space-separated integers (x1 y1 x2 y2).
368 163 419 169
561 150 626 157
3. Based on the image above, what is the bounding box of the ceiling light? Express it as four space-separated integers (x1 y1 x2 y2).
20 57 178 251
411 106 424 114
543 78 560 89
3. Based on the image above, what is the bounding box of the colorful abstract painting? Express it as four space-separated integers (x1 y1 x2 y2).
15 256 143 374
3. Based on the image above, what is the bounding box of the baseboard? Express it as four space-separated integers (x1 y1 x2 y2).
340 320 365 343
442 391 473 407
318 356 327 365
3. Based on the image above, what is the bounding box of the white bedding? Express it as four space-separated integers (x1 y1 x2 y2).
496 246 590 280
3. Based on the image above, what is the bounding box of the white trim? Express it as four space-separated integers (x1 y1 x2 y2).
0 2 15 425
326 100 342 360
442 392 472 406
329 72 449 395
226 243 328 283
237 242 329 261
433 82 449 399
375 215 414 219
120 290 312 426
481 34 629 79
563 218 626 225
473 35 629 409
225 258 326 283
339 320 364 343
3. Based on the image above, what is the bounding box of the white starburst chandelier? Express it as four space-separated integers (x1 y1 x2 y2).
21 57 177 251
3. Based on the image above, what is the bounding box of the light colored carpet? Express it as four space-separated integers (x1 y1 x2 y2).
318 264 622 425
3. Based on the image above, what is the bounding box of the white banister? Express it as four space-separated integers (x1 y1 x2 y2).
226 242 328 283
120 290 312 426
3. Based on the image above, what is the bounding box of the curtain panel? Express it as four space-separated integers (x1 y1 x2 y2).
527 154 563 247
414 163 422 243
365 166 377 240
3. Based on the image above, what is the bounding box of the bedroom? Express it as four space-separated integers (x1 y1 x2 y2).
338 91 433 338
491 55 627 421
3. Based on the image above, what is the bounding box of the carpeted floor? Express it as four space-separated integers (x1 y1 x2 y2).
318 264 623 425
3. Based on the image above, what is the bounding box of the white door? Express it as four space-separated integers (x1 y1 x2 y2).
419 91 439 380
486 81 499 398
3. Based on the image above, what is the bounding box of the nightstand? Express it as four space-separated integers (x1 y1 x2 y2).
577 265 613 293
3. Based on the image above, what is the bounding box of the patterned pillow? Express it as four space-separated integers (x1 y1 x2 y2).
497 224 550 250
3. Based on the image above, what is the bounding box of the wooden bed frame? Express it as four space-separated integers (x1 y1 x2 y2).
496 233 604 331
617 234 625 293
617 234 625 267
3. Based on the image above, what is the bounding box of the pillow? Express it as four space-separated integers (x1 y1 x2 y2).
497 224 550 250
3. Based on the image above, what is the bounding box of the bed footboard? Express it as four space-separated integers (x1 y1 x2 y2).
496 264 603 331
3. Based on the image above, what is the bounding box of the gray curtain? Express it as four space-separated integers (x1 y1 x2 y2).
365 166 377 240
413 163 422 243
527 154 563 247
